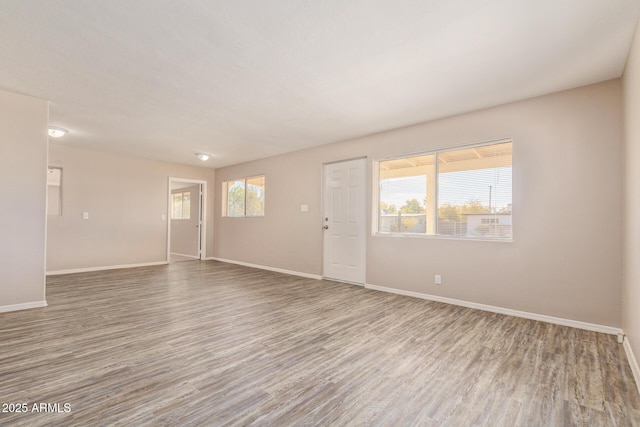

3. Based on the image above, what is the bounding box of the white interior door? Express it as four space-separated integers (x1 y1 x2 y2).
322 158 366 284
168 178 206 262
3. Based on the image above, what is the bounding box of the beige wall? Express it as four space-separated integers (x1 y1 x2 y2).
623 22 640 370
214 80 623 327
47 145 215 272
170 185 200 257
0 90 48 307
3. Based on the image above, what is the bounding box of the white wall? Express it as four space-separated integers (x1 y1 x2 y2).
623 20 640 382
0 90 48 308
47 144 215 272
214 80 623 328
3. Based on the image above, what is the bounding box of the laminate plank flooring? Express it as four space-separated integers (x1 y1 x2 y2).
0 260 639 426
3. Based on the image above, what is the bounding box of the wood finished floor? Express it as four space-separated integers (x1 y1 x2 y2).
1 261 639 426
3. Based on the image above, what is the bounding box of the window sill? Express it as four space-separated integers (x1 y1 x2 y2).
372 232 512 243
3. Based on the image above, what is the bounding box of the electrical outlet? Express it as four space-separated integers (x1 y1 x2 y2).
435 274 442 285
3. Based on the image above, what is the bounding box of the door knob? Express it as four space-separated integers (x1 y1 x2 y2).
323 225 329 229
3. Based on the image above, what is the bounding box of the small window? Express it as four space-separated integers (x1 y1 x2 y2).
377 140 512 240
172 192 191 219
223 175 265 217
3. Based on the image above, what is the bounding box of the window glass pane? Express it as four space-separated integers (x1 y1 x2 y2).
182 192 191 219
437 142 512 238
379 154 434 233
172 193 183 219
246 176 265 216
227 180 245 217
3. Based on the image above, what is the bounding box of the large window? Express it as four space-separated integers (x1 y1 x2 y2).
377 140 512 239
223 175 265 217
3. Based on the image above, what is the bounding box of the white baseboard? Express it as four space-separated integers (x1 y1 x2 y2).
364 283 623 336
623 337 640 394
207 257 322 280
46 261 168 276
0 300 47 313
170 252 200 259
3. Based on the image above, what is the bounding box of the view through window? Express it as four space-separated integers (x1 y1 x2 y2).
223 175 265 217
171 191 191 219
378 140 512 239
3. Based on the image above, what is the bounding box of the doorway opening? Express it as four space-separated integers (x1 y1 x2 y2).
167 178 207 263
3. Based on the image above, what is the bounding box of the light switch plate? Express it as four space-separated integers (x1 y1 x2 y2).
300 204 308 212
82 212 89 220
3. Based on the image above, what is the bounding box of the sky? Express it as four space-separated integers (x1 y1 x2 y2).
380 166 512 210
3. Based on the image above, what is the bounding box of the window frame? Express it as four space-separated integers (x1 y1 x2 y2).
373 138 513 242
222 174 266 218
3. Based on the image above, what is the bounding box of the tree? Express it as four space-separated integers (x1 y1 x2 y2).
245 184 264 215
380 202 397 214
227 185 245 216
458 199 489 216
400 199 425 214
438 203 460 222
438 200 489 222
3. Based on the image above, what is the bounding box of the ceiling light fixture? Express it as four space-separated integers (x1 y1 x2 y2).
196 153 210 161
48 126 68 138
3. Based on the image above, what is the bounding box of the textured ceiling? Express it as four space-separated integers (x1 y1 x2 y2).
1 0 639 168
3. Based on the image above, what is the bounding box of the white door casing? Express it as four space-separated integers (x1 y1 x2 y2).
322 158 366 284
